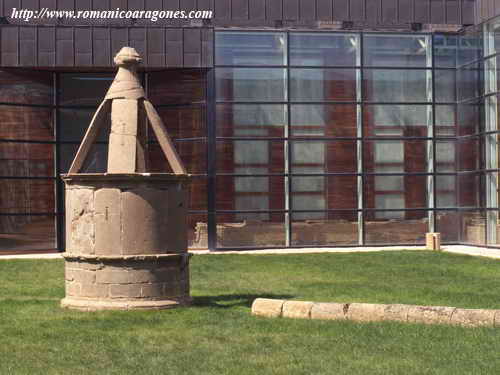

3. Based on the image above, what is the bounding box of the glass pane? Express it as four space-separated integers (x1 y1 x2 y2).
188 213 208 250
364 105 430 130
156 106 206 139
364 176 428 209
437 210 460 242
435 105 457 137
457 137 483 171
0 215 56 251
291 141 357 173
188 177 207 211
458 32 482 67
216 104 286 137
364 140 428 173
436 141 456 172
433 34 457 68
460 210 486 245
60 144 108 174
290 68 356 102
216 212 286 248
458 173 485 208
216 32 287 66
364 210 428 244
363 35 428 67
0 179 55 213
0 143 54 177
291 212 358 246
290 33 357 66
216 140 285 174
0 105 54 141
216 176 285 211
60 108 110 142
0 69 53 105
149 140 206 174
148 70 206 106
436 175 457 208
434 69 456 103
60 73 114 106
216 68 286 102
291 104 357 137
291 175 358 210
364 69 427 102
457 63 481 102
457 100 482 136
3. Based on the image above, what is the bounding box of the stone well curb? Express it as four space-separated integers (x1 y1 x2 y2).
251 298 500 327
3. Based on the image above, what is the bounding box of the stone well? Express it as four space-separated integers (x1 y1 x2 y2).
61 47 191 311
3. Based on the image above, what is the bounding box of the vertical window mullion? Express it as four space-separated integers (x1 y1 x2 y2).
357 33 364 245
427 35 435 233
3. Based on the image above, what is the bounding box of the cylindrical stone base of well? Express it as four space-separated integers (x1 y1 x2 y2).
61 254 191 311
61 173 191 311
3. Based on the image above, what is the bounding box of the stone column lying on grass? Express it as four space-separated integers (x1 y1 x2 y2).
251 298 500 327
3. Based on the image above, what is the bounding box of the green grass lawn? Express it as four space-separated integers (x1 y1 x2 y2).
2 251 500 374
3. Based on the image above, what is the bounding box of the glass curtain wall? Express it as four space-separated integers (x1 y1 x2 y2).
456 26 486 245
213 30 457 248
0 70 56 251
483 18 500 246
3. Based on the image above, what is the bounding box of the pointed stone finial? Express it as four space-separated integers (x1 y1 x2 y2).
105 47 145 100
68 46 186 175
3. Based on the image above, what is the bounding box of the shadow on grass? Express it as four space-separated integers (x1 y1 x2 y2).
192 294 294 309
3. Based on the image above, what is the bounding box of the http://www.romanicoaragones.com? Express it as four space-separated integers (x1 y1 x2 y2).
10 7 213 23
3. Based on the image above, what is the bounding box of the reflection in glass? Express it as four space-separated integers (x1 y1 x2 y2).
291 212 358 246
216 176 285 212
364 140 428 173
0 179 55 213
290 69 356 102
436 141 456 172
216 212 286 248
216 68 287 102
60 144 108 174
434 69 456 102
0 69 53 105
60 74 114 106
291 141 357 173
457 63 481 101
436 210 459 242
458 173 485 208
460 210 486 245
0 143 54 177
290 33 358 66
364 105 429 129
216 141 285 174
436 175 457 208
216 104 286 137
188 214 208 250
291 104 357 137
363 35 428 67
60 108 110 142
434 34 457 68
364 210 428 244
0 105 54 141
435 105 456 137
156 106 206 139
364 69 427 102
458 32 482 67
216 32 287 66
0 215 56 251
148 69 206 106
